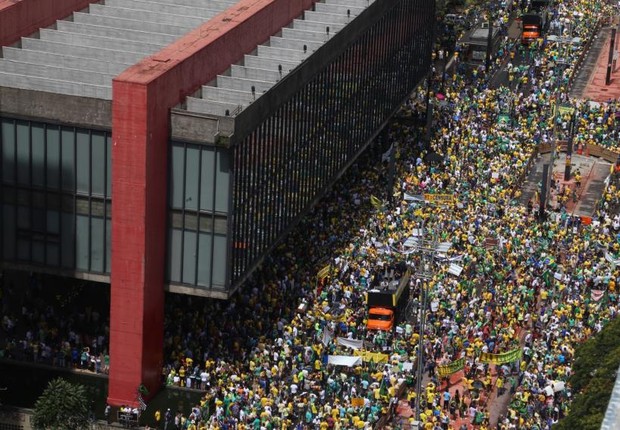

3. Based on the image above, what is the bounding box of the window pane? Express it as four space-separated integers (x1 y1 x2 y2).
105 136 112 197
212 234 227 287
170 145 184 209
17 239 29 261
46 126 60 189
2 204 15 259
76 130 90 194
61 128 75 191
105 219 111 273
16 121 30 185
75 214 89 270
185 147 199 211
47 210 60 235
17 205 29 229
182 230 196 284
91 133 106 196
32 241 45 264
46 243 60 266
200 148 215 212
167 228 182 282
31 124 45 187
197 232 212 287
90 217 104 273
61 212 75 268
215 150 230 213
1 119 15 183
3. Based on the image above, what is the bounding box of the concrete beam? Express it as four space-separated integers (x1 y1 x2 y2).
281 27 330 43
0 58 113 85
0 71 111 98
38 29 163 54
185 97 242 118
269 35 322 51
304 10 353 24
256 44 308 61
202 85 257 104
216 75 274 93
147 0 236 9
314 3 364 15
325 0 373 7
40 28 164 54
230 64 283 82
56 20 178 45
243 54 299 72
21 38 146 60
1 46 132 73
72 11 189 35
0 86 111 127
292 18 343 33
88 3 203 27
105 0 220 19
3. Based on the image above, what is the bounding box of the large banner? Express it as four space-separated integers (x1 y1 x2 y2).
337 337 364 350
353 350 389 363
437 358 465 378
479 348 522 365
424 193 455 205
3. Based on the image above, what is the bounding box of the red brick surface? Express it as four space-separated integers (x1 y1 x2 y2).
0 0 96 46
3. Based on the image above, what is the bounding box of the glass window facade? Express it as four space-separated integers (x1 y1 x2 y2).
166 141 230 289
0 117 111 274
230 0 434 287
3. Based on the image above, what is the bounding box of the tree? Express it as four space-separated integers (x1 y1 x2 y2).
32 378 91 430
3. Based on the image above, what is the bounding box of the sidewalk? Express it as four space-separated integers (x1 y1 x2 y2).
574 25 620 101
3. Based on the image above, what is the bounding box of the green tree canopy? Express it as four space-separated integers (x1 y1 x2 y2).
555 317 620 430
32 378 91 430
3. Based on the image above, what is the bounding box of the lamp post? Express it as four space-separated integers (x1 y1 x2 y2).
541 27 572 220
406 216 450 425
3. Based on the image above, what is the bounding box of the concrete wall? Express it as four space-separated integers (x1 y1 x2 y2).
0 86 111 128
0 0 98 46
109 0 317 407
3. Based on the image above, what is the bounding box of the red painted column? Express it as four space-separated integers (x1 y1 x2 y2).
108 81 167 406
109 0 317 406
0 0 97 46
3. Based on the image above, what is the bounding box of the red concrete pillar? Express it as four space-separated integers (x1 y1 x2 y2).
0 0 97 47
108 0 319 406
108 80 167 406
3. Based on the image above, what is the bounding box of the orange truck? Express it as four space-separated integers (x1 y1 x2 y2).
366 269 411 332
521 14 543 44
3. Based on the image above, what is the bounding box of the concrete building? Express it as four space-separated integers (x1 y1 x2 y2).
0 0 435 405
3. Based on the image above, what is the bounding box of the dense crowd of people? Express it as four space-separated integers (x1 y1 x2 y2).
2 0 620 429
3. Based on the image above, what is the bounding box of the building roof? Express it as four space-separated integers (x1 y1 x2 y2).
184 0 368 117
0 0 371 107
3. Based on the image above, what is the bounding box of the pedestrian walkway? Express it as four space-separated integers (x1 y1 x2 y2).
520 152 611 218
574 25 620 101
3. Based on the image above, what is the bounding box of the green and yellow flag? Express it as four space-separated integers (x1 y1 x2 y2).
479 348 522 365
370 195 383 209
437 357 465 378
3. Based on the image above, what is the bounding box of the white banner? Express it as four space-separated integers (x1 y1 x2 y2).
327 355 363 367
337 337 364 350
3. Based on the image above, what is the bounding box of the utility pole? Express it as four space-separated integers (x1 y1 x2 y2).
564 112 575 181
485 9 493 73
607 27 617 85
406 215 452 425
